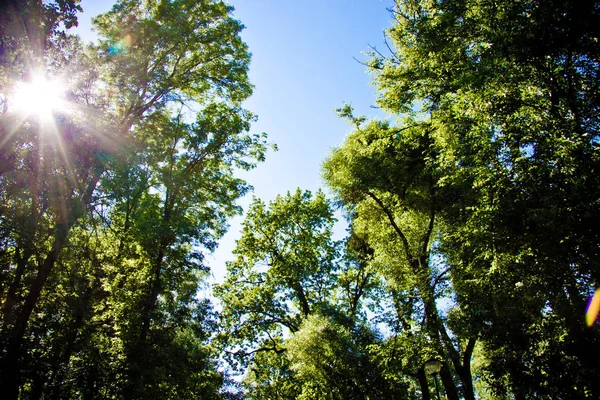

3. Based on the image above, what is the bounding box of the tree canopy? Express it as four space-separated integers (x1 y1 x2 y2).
1 0 599 399
0 0 268 398
321 0 600 398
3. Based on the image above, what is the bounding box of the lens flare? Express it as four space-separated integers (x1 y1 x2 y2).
10 74 66 120
107 34 133 56
586 289 600 327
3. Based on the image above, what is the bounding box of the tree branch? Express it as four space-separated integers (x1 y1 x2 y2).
432 266 452 291
463 335 477 369
366 190 413 261
422 177 436 256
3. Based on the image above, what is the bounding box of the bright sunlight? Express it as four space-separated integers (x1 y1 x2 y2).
10 74 67 121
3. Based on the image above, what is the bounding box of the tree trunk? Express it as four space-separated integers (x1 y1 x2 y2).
125 189 173 398
0 223 70 399
420 268 477 400
440 362 460 400
0 172 102 399
140 252 164 347
458 337 477 400
2 247 32 325
83 359 99 400
50 284 96 400
417 368 431 400
123 248 164 399
421 294 461 400
295 283 311 317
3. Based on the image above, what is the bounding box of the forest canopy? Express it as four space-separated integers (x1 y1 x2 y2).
1 0 599 399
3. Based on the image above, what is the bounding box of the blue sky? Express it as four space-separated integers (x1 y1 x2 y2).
76 0 394 282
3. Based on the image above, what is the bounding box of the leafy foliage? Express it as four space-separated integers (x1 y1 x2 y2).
217 189 403 398
216 190 339 365
1 0 598 398
0 0 267 398
323 0 600 398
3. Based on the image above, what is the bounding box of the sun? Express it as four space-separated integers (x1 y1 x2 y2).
10 74 67 121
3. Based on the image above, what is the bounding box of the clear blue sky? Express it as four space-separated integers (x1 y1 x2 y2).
75 0 394 283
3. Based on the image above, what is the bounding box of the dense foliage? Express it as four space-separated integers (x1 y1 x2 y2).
1 0 598 399
216 190 403 399
0 0 267 398
221 0 600 398
323 0 600 398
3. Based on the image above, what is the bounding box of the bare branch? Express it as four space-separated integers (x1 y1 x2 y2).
367 43 390 63
352 55 372 67
387 4 411 22
384 32 402 64
432 266 452 290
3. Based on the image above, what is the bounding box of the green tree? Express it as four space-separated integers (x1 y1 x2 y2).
243 349 301 400
216 189 339 365
328 0 600 397
117 104 266 398
382 0 599 397
323 114 476 400
217 189 403 399
0 0 264 397
287 313 405 400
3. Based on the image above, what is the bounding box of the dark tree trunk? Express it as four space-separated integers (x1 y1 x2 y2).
0 172 102 399
50 284 96 400
417 368 431 400
2 247 31 325
0 223 70 399
457 337 477 400
440 362 460 400
295 283 311 317
123 249 164 400
125 189 173 399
